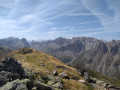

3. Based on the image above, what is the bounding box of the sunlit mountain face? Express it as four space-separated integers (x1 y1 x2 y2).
0 0 120 40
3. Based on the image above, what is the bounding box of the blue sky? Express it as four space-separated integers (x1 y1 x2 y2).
0 0 120 40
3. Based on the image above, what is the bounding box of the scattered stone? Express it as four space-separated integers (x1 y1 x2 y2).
36 75 45 84
52 70 58 76
55 77 62 83
47 75 62 83
0 79 31 90
84 72 90 83
47 75 63 89
47 81 55 86
78 69 86 76
41 75 48 81
79 80 86 84
96 80 104 84
20 79 33 89
45 71 50 74
59 72 69 79
15 83 27 90
32 87 37 90
0 71 13 87
0 71 20 87
40 64 45 67
24 69 36 79
52 82 63 89
103 83 109 88
34 82 52 90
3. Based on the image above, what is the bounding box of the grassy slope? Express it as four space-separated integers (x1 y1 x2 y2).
88 69 120 87
74 66 120 87
9 48 93 90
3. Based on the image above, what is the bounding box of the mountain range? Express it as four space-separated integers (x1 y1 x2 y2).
0 37 120 80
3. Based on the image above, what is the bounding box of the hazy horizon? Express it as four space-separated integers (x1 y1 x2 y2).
0 0 120 40
0 36 119 42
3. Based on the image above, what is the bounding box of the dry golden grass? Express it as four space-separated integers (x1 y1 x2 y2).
9 48 93 90
62 79 93 90
10 49 76 74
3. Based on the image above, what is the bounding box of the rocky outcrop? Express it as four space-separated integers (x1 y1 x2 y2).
0 71 20 87
0 79 32 90
78 69 120 90
0 55 120 90
52 70 58 76
0 57 25 77
59 72 69 79
18 47 33 54
0 57 64 90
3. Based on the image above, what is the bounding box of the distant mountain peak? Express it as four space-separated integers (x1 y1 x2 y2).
0 37 30 50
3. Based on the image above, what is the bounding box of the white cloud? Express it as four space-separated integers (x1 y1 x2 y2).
78 21 99 24
0 0 120 40
68 13 93 16
51 27 74 30
81 0 120 32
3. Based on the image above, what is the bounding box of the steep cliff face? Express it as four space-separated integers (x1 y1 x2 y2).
0 37 30 50
73 40 120 79
30 37 98 63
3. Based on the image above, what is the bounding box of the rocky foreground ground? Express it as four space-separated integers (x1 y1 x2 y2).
0 57 120 90
0 48 120 90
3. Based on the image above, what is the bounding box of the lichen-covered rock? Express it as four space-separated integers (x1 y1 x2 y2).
24 69 36 79
0 79 31 90
34 82 52 90
32 87 37 90
52 70 58 76
47 75 63 89
84 72 90 83
18 47 33 54
79 80 86 84
47 75 62 83
78 69 86 76
51 82 63 89
0 71 20 87
59 72 69 79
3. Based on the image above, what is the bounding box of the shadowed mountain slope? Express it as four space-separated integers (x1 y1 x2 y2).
73 40 120 79
0 46 11 60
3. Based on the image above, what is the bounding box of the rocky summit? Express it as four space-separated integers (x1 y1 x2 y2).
0 48 120 90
